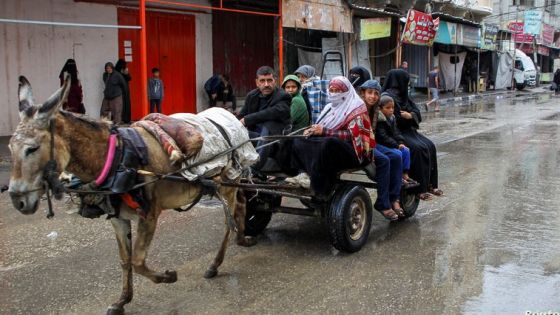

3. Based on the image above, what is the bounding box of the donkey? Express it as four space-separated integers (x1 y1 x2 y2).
8 76 256 315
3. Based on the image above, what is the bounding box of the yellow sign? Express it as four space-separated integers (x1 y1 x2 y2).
360 18 391 40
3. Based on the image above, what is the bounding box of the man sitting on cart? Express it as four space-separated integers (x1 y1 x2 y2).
239 66 292 171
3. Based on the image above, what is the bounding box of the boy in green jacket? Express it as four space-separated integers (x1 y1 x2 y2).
282 75 310 132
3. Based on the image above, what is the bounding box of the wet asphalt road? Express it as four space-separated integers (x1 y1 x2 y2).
1 92 560 314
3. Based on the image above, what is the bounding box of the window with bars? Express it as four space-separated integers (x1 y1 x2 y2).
544 0 556 11
512 0 535 5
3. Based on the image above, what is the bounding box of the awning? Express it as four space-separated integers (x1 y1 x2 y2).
344 1 403 18
431 12 481 27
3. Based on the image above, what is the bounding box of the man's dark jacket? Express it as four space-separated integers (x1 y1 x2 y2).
239 87 292 134
103 71 128 100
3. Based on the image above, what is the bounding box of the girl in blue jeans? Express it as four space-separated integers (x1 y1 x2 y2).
359 80 404 220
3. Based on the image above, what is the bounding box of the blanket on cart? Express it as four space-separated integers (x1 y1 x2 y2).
135 108 258 181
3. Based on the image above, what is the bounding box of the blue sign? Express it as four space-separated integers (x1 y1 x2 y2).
524 10 543 35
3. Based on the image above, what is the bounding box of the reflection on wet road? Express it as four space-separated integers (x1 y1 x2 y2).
0 93 559 314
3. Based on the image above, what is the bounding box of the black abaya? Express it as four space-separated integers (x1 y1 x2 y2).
291 137 361 196
383 69 439 193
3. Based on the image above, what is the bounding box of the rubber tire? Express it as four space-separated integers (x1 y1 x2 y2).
516 83 526 90
244 192 279 237
399 188 419 220
327 184 373 253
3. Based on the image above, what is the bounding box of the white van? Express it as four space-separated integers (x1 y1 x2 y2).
513 49 537 90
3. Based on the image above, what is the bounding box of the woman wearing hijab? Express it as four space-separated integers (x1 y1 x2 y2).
58 59 85 114
348 66 372 90
382 69 443 199
288 76 375 199
115 59 132 123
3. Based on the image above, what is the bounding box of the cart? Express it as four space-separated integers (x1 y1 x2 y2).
222 166 420 253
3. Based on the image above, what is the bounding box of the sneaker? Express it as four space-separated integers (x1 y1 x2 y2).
285 173 311 189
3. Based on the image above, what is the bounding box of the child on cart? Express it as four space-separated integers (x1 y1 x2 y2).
375 95 418 187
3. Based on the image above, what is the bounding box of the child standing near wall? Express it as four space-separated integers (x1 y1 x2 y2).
148 67 164 113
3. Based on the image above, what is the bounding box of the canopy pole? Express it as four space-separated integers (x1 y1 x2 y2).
278 0 283 81
140 0 148 117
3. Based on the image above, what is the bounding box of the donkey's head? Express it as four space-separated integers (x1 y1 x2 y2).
8 75 71 214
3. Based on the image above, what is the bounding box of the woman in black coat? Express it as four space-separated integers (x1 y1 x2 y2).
382 69 443 199
115 59 132 123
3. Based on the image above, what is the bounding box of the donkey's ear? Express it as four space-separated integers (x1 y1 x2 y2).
35 73 71 124
18 76 35 117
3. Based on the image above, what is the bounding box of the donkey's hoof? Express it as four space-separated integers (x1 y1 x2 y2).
238 236 257 247
204 268 218 279
162 270 178 283
107 305 125 315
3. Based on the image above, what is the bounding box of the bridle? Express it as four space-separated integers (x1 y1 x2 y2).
41 119 65 218
7 119 65 218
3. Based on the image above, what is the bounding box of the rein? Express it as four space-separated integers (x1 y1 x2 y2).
42 119 65 218
4 124 311 219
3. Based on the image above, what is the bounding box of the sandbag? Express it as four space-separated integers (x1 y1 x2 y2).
171 107 259 181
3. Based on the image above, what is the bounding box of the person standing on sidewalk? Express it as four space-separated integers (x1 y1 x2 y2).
426 66 440 112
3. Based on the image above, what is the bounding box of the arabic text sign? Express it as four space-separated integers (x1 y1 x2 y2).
360 18 391 40
481 23 499 50
401 10 439 46
524 10 543 35
509 22 534 43
542 24 554 46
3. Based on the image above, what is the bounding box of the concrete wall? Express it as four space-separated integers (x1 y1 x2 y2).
0 0 214 135
0 0 118 136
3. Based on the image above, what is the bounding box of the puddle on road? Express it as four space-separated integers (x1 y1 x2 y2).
543 112 560 120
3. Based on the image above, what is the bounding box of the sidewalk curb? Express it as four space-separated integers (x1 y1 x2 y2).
415 89 552 108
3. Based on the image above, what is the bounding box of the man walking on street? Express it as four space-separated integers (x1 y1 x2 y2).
426 66 440 112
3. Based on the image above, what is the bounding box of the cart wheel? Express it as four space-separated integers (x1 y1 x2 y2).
244 192 279 237
327 184 373 253
399 188 419 220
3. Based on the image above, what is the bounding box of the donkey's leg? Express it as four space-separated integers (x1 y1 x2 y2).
204 187 254 279
203 223 230 279
107 218 133 315
131 215 178 284
232 188 257 247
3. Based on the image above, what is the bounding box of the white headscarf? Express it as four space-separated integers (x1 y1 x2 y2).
316 76 365 130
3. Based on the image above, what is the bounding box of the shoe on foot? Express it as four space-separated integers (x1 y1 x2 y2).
285 173 310 189
380 209 399 221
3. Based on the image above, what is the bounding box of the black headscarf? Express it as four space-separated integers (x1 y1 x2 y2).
382 69 410 104
382 68 421 129
348 66 371 89
115 59 127 73
59 59 79 85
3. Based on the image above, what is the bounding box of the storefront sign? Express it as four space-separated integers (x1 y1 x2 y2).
435 21 480 47
282 0 353 33
435 21 457 45
461 25 481 48
401 9 439 46
538 45 550 56
481 23 499 50
541 24 554 46
524 10 543 35
360 18 391 40
517 44 533 54
509 22 534 43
